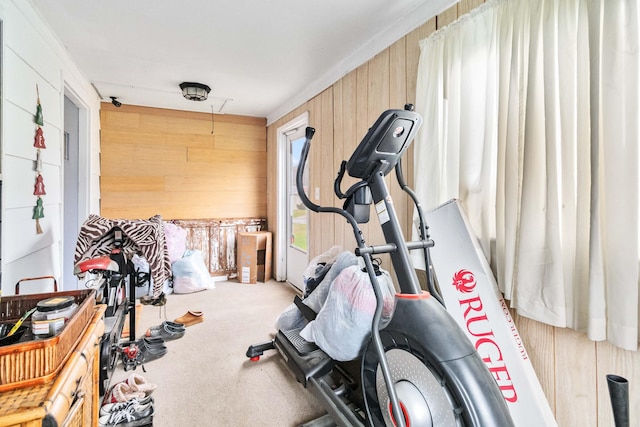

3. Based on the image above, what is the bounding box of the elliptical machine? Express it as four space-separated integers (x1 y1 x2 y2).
247 105 515 427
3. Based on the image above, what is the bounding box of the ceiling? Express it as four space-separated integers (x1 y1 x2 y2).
31 0 457 124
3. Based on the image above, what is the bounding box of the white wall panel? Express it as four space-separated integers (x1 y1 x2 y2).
3 160 61 208
1 1 100 294
3 204 60 265
4 49 62 129
4 104 61 165
4 157 39 207
90 173 101 213
4 104 44 160
4 3 60 90
3 244 62 295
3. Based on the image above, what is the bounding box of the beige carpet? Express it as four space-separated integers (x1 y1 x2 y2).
108 280 327 427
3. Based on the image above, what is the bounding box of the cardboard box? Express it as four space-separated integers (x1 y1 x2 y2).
237 231 272 284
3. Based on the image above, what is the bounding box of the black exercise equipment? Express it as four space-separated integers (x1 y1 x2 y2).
73 226 147 394
247 105 515 427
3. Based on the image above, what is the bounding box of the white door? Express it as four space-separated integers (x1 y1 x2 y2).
286 130 309 291
276 112 309 291
63 97 79 289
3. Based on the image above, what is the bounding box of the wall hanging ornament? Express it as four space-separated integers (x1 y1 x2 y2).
35 150 43 173
34 174 46 196
33 84 46 234
34 126 46 149
35 84 43 126
33 197 44 234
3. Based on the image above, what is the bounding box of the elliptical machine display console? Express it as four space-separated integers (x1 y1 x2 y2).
247 105 515 427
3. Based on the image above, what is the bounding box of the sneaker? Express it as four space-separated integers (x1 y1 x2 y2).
100 396 154 416
98 400 154 426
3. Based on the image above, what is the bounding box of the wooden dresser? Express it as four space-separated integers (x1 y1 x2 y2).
0 304 106 427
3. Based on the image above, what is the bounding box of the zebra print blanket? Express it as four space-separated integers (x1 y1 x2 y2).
74 214 172 297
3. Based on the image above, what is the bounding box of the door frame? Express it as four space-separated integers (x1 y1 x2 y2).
62 86 91 289
275 111 309 282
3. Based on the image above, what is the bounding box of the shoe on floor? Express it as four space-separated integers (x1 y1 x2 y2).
103 374 156 405
147 320 185 332
174 310 204 327
139 293 166 306
146 322 185 340
103 382 146 405
140 336 165 349
100 396 154 416
140 342 168 364
125 373 157 395
98 400 154 427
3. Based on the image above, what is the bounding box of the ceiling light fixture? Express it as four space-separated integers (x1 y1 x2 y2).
179 82 211 101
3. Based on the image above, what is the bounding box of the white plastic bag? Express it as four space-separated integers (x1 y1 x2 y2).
302 245 342 295
171 250 215 293
164 222 187 263
276 251 358 331
131 254 152 298
300 264 396 361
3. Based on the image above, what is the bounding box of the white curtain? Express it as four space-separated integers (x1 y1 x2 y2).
414 0 639 350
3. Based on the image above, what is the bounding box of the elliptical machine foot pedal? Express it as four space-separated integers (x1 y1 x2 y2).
274 328 334 387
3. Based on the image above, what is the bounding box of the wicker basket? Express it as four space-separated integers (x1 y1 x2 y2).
0 289 96 392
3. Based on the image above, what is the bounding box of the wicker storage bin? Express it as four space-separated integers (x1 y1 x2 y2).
0 289 96 392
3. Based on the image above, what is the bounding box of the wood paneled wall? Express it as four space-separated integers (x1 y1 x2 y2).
100 103 266 220
267 1 640 426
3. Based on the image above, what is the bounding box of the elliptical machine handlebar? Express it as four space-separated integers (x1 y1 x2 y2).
296 126 368 249
295 126 319 214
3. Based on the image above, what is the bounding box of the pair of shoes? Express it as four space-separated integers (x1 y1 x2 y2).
98 399 154 426
151 293 166 306
145 321 185 341
140 336 165 349
100 395 154 416
139 293 166 306
103 381 144 403
138 338 168 363
149 320 184 330
103 373 156 405
125 372 156 395
138 295 154 305
174 310 204 326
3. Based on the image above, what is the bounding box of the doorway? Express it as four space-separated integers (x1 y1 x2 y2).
63 96 79 289
276 113 309 291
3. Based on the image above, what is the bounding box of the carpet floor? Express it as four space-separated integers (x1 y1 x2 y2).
108 280 327 426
